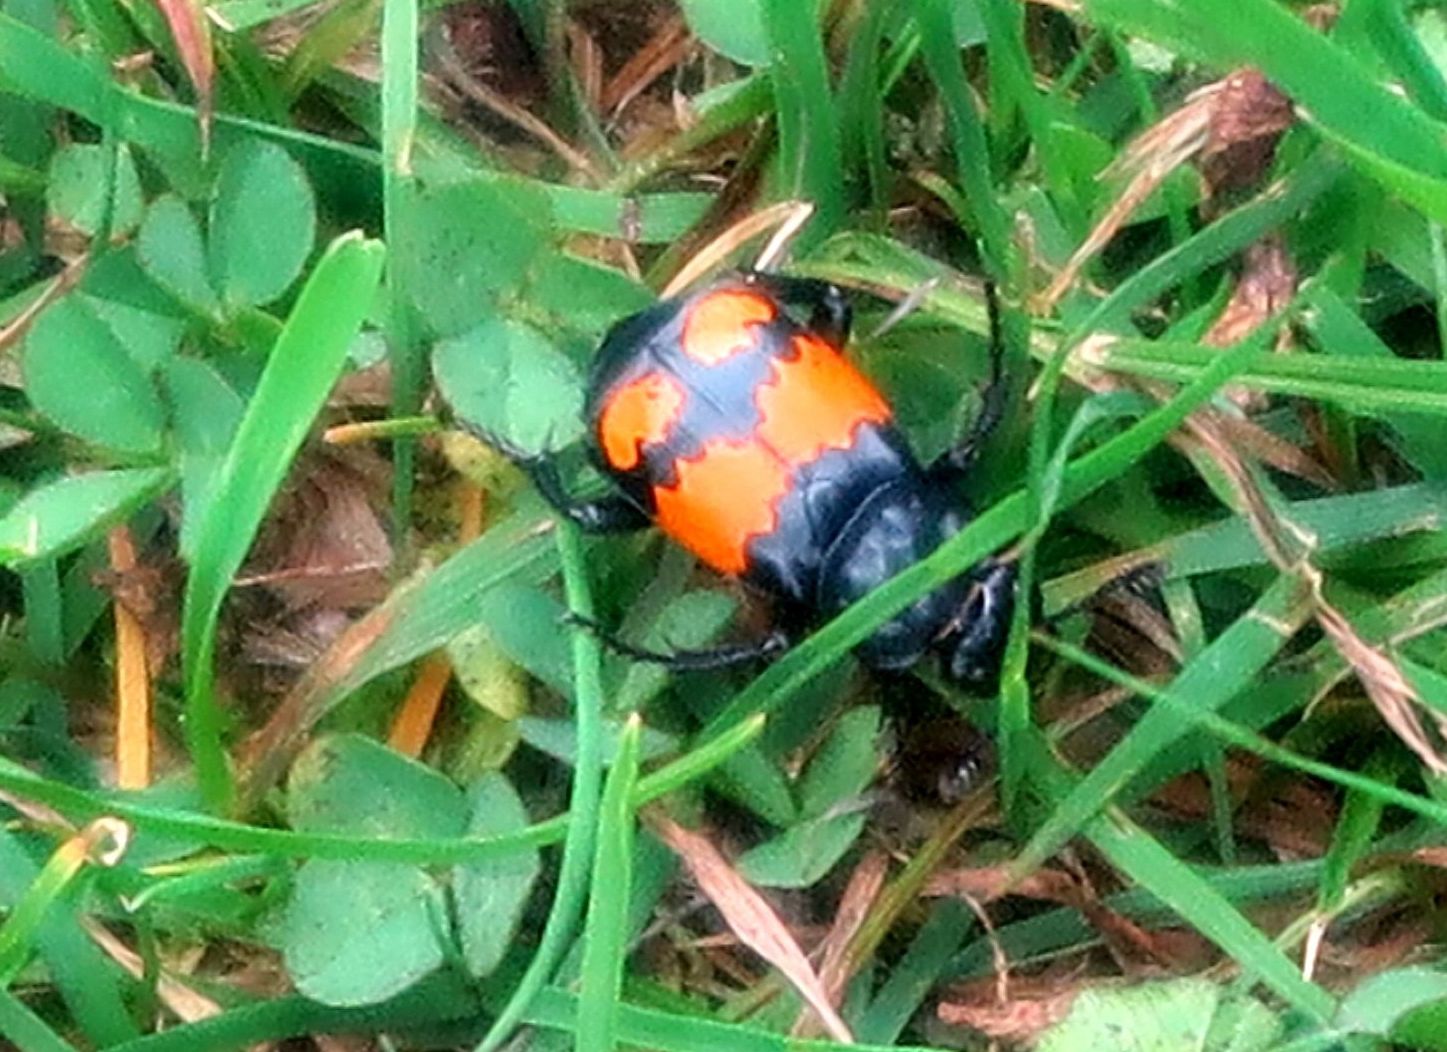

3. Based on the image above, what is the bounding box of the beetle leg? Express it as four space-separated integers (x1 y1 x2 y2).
929 281 1006 481
522 457 651 533
457 420 650 534
566 614 791 671
742 272 853 348
945 557 1016 690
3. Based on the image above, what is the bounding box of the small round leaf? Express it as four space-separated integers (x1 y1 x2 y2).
286 733 467 839
207 140 316 310
138 195 221 316
47 143 143 237
679 0 768 64
452 773 540 978
24 298 165 454
397 178 550 337
433 318 584 455
282 860 446 1006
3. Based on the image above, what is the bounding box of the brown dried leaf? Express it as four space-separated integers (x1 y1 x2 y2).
648 812 853 1044
1035 89 1214 312
924 865 1080 906
1185 415 1447 775
792 849 889 1037
936 985 1077 1040
601 13 689 116
1315 596 1447 775
1203 236 1298 349
236 453 392 611
1037 69 1293 313
1201 69 1295 196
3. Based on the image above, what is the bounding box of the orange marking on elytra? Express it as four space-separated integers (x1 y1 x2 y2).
599 371 687 470
681 289 777 365
654 438 791 575
755 334 891 465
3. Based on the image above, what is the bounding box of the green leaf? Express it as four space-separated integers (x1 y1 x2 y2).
46 142 142 237
137 194 221 316
797 705 881 820
23 297 165 454
281 860 446 1006
679 0 769 65
287 733 466 839
1338 967 1447 1046
714 746 798 827
735 811 867 889
471 582 574 700
395 177 549 338
0 469 172 567
615 589 738 714
1038 979 1278 1052
78 293 184 371
433 317 584 454
453 773 540 978
526 252 652 338
207 139 317 310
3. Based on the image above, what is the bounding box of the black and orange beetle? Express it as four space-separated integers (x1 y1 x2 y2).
483 271 1016 690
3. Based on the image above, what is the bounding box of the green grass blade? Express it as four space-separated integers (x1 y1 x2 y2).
1042 481 1447 613
577 714 642 1052
915 0 1012 278
1012 574 1314 879
526 986 941 1052
1034 751 1337 1022
0 832 137 1045
0 989 78 1052
0 699 760 869
180 232 385 813
473 522 606 1052
380 0 419 531
855 899 973 1044
1092 339 1447 415
1034 635 1447 831
1085 0 1447 223
761 0 843 239
0 828 97 984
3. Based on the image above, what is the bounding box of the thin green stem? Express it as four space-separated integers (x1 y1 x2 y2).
473 522 606 1052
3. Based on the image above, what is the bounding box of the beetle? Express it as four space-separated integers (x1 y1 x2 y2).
477 270 1016 690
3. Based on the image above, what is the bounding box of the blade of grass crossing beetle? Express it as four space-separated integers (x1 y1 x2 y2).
577 715 642 1052
700 314 1269 742
180 233 385 813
